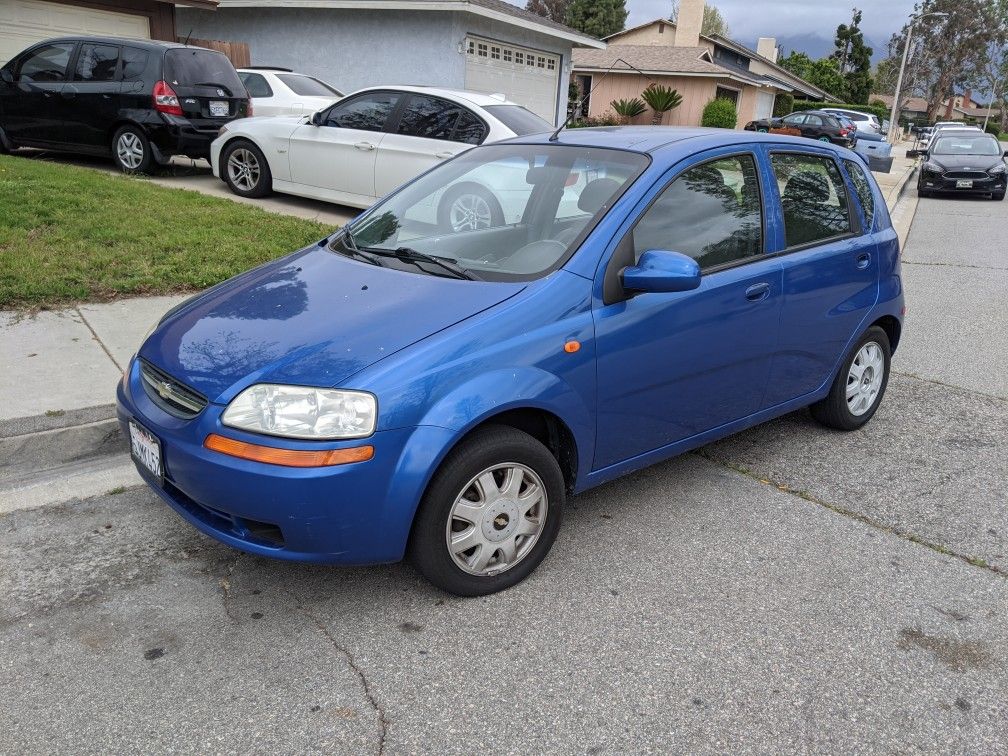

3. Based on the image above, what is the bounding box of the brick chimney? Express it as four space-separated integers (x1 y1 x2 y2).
757 37 778 63
675 0 704 47
964 89 973 109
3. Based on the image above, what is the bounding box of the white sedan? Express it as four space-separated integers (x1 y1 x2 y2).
210 86 554 228
236 67 343 117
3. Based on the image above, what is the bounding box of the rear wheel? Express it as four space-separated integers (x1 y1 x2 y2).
222 140 272 198
408 425 564 596
112 126 152 174
810 326 891 431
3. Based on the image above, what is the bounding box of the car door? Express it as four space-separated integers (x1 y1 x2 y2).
62 42 121 152
287 89 401 201
1 41 76 145
592 149 783 470
761 149 878 407
373 94 486 197
780 113 806 133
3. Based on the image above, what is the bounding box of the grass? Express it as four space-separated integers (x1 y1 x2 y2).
0 154 332 309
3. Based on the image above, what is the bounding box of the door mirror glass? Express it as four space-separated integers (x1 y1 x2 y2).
622 250 701 294
0 69 12 84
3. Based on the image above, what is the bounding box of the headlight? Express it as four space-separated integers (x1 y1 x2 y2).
988 163 1006 175
922 161 942 174
222 384 377 439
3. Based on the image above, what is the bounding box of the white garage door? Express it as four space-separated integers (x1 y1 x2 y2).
464 36 560 124
755 90 775 120
0 0 150 66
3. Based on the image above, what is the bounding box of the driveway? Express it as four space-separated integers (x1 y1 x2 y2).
1 179 1007 753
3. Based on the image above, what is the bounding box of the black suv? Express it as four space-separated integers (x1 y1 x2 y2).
0 37 251 172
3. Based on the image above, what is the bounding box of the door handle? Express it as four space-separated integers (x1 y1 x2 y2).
855 252 871 270
745 282 771 302
435 150 454 159
354 141 375 151
61 88 76 99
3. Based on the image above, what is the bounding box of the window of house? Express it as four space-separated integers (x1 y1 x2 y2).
515 51 524 65
467 40 475 55
120 47 149 80
537 56 546 68
477 42 488 57
844 158 875 228
325 91 400 131
491 46 501 60
770 152 852 247
74 44 119 82
632 155 764 270
17 43 75 82
547 58 556 71
503 48 512 63
714 86 739 106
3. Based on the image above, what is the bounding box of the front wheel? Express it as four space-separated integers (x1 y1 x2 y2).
993 190 1005 201
222 140 272 198
810 326 891 431
408 425 564 596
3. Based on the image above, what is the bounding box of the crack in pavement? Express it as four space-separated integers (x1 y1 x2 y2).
892 369 1008 403
694 449 1006 579
299 602 389 756
218 553 243 622
901 259 1008 271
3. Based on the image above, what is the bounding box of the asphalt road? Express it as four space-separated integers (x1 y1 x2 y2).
2 185 1007 753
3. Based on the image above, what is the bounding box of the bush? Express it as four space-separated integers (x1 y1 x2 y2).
983 121 1001 136
794 98 890 123
701 97 738 129
772 93 794 117
568 112 621 128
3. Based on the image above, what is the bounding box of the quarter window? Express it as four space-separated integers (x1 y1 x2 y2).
120 47 149 80
453 110 487 145
633 154 764 270
325 92 400 131
770 152 853 247
844 158 875 228
238 72 273 98
17 43 75 82
74 44 119 82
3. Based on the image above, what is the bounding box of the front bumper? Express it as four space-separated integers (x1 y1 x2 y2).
920 172 1006 194
116 357 454 565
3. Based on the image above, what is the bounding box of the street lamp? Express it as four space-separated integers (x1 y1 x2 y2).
888 11 949 144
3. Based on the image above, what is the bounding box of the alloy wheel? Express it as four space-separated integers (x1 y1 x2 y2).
846 341 885 416
445 462 548 576
227 148 261 192
448 193 492 232
117 132 144 170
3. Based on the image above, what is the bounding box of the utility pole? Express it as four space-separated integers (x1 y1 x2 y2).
888 11 949 144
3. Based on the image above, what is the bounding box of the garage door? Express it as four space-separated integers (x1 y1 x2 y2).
464 36 560 124
755 90 775 120
0 0 150 66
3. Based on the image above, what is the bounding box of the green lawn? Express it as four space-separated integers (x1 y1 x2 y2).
0 155 332 309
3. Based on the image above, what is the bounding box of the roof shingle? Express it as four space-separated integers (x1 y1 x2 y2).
572 45 727 75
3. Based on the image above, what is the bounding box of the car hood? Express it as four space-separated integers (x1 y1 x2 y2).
140 245 526 403
926 154 1005 171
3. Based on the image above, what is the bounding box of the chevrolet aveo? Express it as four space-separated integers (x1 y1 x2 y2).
118 127 904 596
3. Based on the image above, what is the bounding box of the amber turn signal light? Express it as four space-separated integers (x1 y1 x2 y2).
204 433 374 467
564 340 581 353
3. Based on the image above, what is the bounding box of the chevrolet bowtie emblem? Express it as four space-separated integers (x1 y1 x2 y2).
157 381 175 400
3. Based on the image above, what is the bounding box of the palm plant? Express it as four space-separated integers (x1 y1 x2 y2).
611 97 647 125
641 84 684 125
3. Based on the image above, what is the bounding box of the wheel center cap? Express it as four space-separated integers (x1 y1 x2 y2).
482 499 519 542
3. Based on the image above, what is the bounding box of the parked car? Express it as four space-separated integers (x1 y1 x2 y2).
0 37 251 172
743 110 855 147
210 85 553 208
119 127 903 596
910 130 1007 199
237 67 342 117
821 107 884 136
834 114 859 147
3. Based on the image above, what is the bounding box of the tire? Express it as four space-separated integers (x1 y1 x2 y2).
917 181 930 199
112 125 153 174
818 136 831 143
221 139 272 198
437 183 504 233
408 425 565 596
810 326 891 431
757 128 768 133
993 190 1005 201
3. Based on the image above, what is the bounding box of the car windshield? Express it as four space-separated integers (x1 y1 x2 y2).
164 49 243 92
276 73 341 97
483 105 553 135
333 144 648 281
932 134 1002 155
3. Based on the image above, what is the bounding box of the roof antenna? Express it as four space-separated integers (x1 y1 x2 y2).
549 57 658 142
183 27 193 47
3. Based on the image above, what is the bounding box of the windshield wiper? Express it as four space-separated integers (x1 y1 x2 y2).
365 247 479 280
331 230 384 267
196 82 233 95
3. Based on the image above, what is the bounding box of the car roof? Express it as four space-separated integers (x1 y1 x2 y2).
348 85 519 109
28 35 196 50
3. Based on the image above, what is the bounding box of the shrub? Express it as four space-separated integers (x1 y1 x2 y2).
983 121 1001 136
611 97 646 124
772 93 794 117
640 84 683 125
701 97 738 129
568 112 621 128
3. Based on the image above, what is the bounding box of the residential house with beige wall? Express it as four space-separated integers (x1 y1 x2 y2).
571 0 831 128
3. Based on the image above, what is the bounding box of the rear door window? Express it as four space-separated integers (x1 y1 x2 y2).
18 43 75 82
396 95 459 140
771 152 853 247
164 49 243 93
325 91 400 131
73 44 119 82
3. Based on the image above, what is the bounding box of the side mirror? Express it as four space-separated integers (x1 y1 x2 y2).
310 111 322 126
0 69 13 85
622 250 701 294
906 149 922 158
1003 150 1008 158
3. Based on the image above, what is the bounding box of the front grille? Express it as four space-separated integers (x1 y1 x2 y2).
943 171 988 180
139 359 208 419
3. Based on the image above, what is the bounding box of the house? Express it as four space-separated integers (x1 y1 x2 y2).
175 0 605 125
571 0 831 129
0 0 217 66
872 91 1001 125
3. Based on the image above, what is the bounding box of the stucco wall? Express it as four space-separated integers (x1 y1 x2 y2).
585 73 718 127
176 7 572 123
607 22 673 46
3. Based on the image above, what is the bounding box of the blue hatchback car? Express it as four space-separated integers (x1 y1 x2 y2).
118 127 903 595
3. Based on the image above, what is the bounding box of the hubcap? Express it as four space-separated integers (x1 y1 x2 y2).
227 148 261 191
846 341 885 416
446 463 548 576
448 193 492 232
116 132 144 170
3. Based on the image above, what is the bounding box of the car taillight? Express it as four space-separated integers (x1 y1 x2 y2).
152 80 182 116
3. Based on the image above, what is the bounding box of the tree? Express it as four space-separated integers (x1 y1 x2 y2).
566 0 627 39
669 2 730 37
524 0 571 25
611 97 646 124
831 8 873 103
641 84 683 125
779 51 849 100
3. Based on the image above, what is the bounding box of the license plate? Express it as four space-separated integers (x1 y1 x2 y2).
129 419 163 483
209 100 228 117
956 179 973 188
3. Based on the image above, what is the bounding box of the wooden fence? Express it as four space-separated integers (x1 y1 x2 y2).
177 37 251 69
